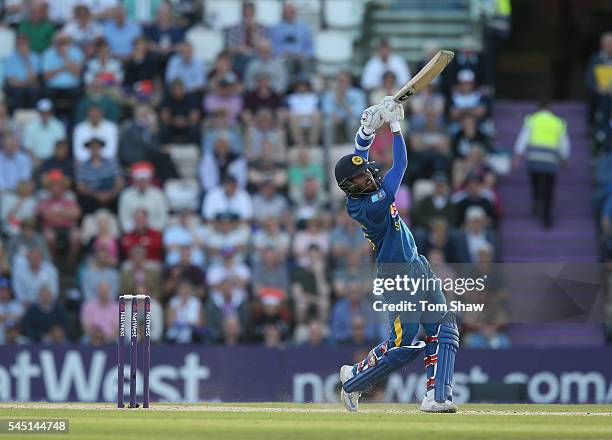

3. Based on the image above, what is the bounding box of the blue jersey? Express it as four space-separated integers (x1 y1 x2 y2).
346 127 418 268
346 181 418 265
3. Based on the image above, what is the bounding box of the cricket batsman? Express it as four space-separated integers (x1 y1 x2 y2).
335 97 459 413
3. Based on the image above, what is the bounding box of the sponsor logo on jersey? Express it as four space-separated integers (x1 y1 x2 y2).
370 189 386 203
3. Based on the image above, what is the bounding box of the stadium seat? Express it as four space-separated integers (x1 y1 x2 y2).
0 25 15 59
254 0 283 27
295 0 321 15
47 0 76 24
186 25 224 64
203 0 243 30
294 0 322 31
411 179 436 205
164 179 201 212
167 143 201 179
314 31 354 76
323 0 364 29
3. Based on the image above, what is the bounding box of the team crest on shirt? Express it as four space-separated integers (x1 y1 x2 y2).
370 189 386 202
390 203 399 218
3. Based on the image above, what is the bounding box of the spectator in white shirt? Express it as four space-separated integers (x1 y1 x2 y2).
207 250 250 309
73 104 118 161
49 0 118 23
11 246 59 305
165 279 203 344
118 161 169 232
202 175 253 221
449 69 487 125
287 78 320 146
83 38 124 88
61 4 102 55
23 99 66 163
162 210 205 267
201 212 250 265
360 38 411 92
459 206 498 263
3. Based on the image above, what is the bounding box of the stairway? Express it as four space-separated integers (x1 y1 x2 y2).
362 0 477 64
494 101 604 346
495 101 598 263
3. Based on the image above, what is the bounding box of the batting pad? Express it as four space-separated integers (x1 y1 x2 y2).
343 341 425 393
434 312 460 402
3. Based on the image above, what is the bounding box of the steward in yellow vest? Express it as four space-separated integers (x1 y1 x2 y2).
513 100 571 228
514 102 570 172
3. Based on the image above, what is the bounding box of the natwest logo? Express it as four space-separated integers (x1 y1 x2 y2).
0 350 209 402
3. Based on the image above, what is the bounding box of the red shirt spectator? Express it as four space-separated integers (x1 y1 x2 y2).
37 169 82 262
120 208 162 261
38 170 81 229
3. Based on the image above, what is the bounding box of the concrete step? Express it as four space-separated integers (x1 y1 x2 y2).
491 100 596 262
501 208 594 218
502 243 599 255
386 36 469 51
500 215 595 228
394 49 434 63
385 0 467 8
500 176 594 186
501 199 594 209
501 229 597 243
503 254 600 263
371 22 469 36
372 10 470 22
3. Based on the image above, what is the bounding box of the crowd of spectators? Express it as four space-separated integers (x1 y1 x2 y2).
0 0 508 349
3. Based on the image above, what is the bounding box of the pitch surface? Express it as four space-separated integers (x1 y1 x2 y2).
1 403 611 439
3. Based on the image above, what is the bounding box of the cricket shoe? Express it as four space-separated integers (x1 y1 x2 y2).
420 389 458 413
339 365 361 412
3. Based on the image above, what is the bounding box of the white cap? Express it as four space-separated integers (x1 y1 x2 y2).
466 206 486 221
37 99 53 112
457 69 475 83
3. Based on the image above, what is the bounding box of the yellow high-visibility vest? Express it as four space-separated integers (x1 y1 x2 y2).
495 0 512 16
525 110 566 149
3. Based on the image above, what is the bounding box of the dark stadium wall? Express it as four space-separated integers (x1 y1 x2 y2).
496 0 612 100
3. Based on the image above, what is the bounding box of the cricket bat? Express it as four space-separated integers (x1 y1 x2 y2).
393 50 455 103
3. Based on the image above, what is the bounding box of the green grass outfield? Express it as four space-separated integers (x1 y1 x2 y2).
0 403 611 440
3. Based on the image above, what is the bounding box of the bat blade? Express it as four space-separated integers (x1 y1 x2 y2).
392 50 454 103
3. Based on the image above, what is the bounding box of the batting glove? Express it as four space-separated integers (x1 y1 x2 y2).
360 104 385 134
381 96 404 132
